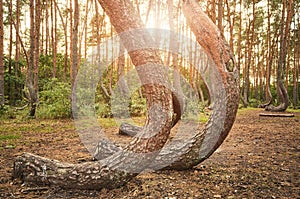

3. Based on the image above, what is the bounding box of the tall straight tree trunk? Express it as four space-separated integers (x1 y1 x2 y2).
237 0 242 72
259 0 273 108
293 22 299 108
69 0 73 83
15 0 21 102
0 0 4 105
52 0 58 78
8 0 13 105
53 0 68 81
71 0 79 89
217 0 223 33
27 0 39 117
34 0 41 95
45 0 49 55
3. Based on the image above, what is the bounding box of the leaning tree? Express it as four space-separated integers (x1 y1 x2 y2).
13 0 239 190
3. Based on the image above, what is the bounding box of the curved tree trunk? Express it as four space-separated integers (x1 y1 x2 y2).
107 0 239 171
14 0 174 190
265 0 293 112
149 0 239 170
13 0 239 190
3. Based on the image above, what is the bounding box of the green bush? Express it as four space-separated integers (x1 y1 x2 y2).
0 104 16 119
95 103 112 118
38 78 71 119
129 92 146 117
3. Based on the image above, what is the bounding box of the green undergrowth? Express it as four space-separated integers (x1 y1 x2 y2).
0 134 21 141
237 106 300 116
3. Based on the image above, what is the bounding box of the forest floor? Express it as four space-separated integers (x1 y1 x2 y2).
0 108 299 199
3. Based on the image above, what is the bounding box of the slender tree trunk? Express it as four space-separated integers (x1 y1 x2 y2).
69 0 73 83
15 0 21 102
217 0 223 33
45 0 50 55
8 0 13 105
94 0 110 101
225 0 234 51
52 0 58 78
53 0 68 81
293 22 299 108
27 0 39 117
259 0 273 108
34 0 41 90
71 0 79 89
167 0 185 125
237 0 242 73
0 0 4 105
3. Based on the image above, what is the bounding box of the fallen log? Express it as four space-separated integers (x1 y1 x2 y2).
259 113 295 117
119 123 141 136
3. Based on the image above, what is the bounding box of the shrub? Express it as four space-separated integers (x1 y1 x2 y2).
38 78 71 119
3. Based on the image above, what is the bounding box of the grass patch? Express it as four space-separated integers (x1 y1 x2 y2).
182 112 210 123
0 134 21 141
98 118 118 128
237 107 258 115
287 108 300 113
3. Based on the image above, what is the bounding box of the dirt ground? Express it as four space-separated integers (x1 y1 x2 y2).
0 109 299 199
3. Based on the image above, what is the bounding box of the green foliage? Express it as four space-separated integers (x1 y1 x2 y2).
129 91 146 117
38 79 71 119
248 98 260 108
0 105 16 119
182 100 207 123
3 56 26 106
39 53 70 88
95 103 112 118
0 134 21 141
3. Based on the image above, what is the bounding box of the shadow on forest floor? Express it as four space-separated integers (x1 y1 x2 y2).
0 109 299 198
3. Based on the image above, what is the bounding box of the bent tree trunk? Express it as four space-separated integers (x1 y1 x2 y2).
13 0 240 190
98 0 239 171
265 0 292 112
13 0 174 190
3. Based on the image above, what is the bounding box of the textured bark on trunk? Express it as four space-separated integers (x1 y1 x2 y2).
0 0 4 105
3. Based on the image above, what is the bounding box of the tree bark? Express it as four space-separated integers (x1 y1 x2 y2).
71 0 79 89
292 22 299 108
0 0 3 105
27 0 40 117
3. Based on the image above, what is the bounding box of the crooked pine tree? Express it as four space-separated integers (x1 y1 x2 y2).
13 0 239 190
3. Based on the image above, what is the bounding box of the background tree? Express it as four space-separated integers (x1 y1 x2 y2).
26 0 41 117
265 0 293 112
71 0 79 89
0 0 4 105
